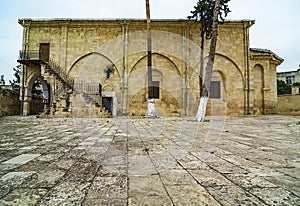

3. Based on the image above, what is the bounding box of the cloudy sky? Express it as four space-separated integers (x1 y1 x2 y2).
0 0 299 82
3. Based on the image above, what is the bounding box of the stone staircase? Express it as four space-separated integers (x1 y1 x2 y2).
41 58 111 117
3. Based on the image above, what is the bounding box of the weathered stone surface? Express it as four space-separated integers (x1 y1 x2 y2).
18 19 284 117
166 185 221 205
0 87 20 117
0 115 299 205
2 154 41 165
0 188 48 206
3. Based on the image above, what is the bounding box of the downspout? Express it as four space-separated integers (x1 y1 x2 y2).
183 27 188 116
20 20 27 115
246 21 251 115
121 20 126 114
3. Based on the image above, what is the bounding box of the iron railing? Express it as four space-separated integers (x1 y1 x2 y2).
73 81 100 95
45 58 74 88
19 50 102 107
19 50 41 60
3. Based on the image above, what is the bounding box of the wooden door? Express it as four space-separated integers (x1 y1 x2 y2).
40 43 50 62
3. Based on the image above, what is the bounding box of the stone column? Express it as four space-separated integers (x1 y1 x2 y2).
22 96 32 115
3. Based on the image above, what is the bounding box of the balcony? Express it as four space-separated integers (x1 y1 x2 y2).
17 50 48 65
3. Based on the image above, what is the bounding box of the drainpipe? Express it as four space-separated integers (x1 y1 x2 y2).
183 27 188 116
121 20 126 114
20 21 28 115
246 20 254 115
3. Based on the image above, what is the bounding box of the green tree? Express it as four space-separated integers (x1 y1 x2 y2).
189 0 230 121
277 79 291 95
9 65 21 91
0 75 5 85
188 0 230 98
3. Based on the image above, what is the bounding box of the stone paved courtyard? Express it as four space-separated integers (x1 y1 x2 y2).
0 115 299 205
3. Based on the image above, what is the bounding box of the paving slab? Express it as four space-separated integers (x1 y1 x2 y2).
0 115 299 205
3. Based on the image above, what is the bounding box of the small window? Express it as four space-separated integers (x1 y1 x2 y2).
286 76 295 84
210 81 221 99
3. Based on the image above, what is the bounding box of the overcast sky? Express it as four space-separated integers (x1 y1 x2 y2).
0 0 299 82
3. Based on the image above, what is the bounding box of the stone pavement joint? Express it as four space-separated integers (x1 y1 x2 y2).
0 115 299 205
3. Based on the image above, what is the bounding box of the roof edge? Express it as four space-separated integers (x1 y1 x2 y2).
18 17 255 24
250 48 284 62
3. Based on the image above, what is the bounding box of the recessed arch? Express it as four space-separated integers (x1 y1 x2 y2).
27 72 49 100
253 64 265 114
68 52 120 79
191 53 245 85
128 52 181 79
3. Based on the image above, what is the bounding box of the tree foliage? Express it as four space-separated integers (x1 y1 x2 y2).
9 65 43 97
188 0 231 39
0 75 5 85
190 0 231 121
188 0 230 98
9 65 21 91
277 79 291 95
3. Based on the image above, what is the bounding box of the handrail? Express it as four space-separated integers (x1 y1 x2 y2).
19 50 41 60
46 58 74 88
73 81 100 95
19 50 102 106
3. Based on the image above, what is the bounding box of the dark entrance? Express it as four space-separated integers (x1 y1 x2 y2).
40 43 50 62
102 97 112 115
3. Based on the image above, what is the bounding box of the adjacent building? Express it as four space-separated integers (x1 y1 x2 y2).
277 66 300 84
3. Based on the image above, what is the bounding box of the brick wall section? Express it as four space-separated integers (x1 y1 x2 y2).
277 94 300 115
0 87 20 116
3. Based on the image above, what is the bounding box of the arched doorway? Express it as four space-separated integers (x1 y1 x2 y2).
27 75 50 115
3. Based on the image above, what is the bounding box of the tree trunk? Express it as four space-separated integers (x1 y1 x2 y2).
196 0 220 122
145 0 156 117
199 29 205 99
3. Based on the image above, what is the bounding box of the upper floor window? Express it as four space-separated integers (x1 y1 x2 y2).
286 76 295 84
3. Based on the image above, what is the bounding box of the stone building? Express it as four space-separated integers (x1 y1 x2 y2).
17 18 283 117
277 66 300 85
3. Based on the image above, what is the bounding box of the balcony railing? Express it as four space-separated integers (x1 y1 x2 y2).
18 50 51 64
19 50 40 60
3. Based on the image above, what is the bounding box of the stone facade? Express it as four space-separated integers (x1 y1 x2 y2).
17 18 283 117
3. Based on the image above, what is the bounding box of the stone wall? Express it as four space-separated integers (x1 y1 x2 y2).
19 19 283 117
0 87 20 116
277 94 300 115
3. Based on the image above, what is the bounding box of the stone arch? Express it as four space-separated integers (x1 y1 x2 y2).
190 53 244 84
127 53 183 116
128 87 180 116
68 52 121 82
253 64 264 114
206 70 227 115
26 72 50 115
128 53 181 77
27 72 49 101
188 53 245 116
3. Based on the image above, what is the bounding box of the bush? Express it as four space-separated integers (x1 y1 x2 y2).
277 79 291 95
